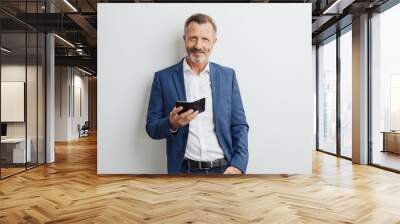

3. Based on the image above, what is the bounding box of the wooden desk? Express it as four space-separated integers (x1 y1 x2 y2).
382 131 400 154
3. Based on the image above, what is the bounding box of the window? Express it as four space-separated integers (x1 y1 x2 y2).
318 36 337 154
339 29 352 158
370 3 400 171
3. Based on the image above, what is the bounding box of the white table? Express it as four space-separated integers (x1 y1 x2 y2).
1 138 31 163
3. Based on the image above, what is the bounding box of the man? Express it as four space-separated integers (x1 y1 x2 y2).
146 13 249 175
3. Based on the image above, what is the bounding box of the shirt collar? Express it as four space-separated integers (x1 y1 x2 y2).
183 57 210 75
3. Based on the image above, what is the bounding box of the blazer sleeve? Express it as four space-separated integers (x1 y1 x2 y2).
229 70 249 173
145 73 178 140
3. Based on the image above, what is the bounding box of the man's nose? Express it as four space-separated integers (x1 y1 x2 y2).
194 40 203 49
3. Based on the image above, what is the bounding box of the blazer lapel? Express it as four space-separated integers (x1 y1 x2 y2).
172 58 187 101
209 62 220 117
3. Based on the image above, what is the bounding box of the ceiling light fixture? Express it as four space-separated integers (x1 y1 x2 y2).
322 0 354 15
1 47 11 53
323 0 342 14
63 0 78 12
78 67 93 76
54 34 75 48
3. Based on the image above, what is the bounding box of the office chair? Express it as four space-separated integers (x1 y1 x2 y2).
79 121 90 138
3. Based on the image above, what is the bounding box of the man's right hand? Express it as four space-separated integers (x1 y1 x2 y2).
169 106 199 130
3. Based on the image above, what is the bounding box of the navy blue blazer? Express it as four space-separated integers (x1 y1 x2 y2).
145 58 249 174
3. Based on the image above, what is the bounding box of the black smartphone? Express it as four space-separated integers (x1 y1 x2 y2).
175 98 206 115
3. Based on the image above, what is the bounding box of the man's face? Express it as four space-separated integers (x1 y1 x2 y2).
184 22 217 64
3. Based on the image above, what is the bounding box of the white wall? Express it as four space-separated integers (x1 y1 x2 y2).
55 67 89 141
72 72 89 138
312 45 317 143
98 3 313 174
55 67 69 141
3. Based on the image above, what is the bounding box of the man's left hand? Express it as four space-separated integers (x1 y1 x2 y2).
223 166 242 174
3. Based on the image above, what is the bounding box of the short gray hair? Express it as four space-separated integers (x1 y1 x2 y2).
184 13 217 33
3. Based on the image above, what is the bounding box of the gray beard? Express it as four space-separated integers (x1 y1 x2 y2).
189 53 207 64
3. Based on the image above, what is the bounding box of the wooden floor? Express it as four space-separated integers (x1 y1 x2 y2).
1 163 46 178
372 150 400 171
1 135 400 223
0 167 26 178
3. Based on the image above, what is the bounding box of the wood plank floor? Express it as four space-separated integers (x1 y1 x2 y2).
373 151 400 171
1 134 400 224
0 167 26 178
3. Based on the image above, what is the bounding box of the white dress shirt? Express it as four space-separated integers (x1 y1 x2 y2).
182 58 225 162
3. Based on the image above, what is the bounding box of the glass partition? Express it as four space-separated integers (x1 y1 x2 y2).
0 1 46 179
0 31 28 177
27 31 38 169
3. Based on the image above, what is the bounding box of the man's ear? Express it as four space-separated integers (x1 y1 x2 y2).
182 35 185 41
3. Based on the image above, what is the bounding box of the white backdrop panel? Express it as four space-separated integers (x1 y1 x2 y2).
98 3 313 174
